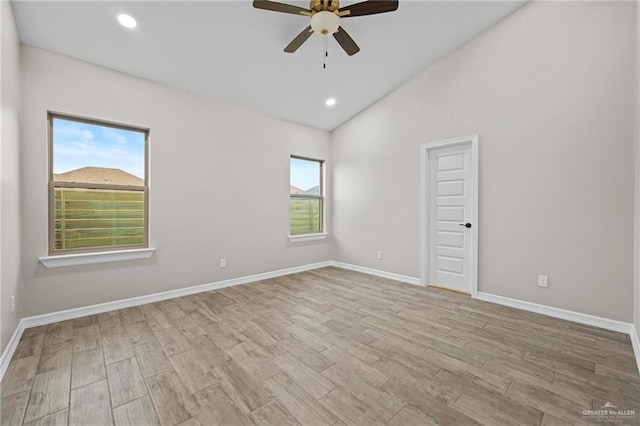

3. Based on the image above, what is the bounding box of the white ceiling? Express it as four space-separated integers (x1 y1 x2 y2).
12 0 525 131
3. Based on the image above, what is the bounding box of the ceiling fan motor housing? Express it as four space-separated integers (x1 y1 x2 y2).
310 0 340 13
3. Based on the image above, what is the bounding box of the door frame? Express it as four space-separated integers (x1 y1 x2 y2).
420 135 479 297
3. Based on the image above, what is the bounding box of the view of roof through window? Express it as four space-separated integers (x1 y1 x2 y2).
290 157 320 196
52 117 145 184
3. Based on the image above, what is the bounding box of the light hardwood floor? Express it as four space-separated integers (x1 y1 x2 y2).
1 267 639 425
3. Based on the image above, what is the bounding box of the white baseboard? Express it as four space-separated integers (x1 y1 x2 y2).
21 261 332 329
631 325 640 375
329 261 421 286
475 292 633 334
1 260 332 382
476 292 639 374
0 320 26 382
3 260 638 381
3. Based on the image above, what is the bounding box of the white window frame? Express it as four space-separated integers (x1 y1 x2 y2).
47 112 150 256
289 155 326 240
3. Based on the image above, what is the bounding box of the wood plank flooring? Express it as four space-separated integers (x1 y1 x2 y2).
1 267 639 425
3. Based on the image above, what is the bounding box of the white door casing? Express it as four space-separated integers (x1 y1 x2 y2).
420 135 478 296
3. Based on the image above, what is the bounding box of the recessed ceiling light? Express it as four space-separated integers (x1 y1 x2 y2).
325 98 336 107
117 14 137 29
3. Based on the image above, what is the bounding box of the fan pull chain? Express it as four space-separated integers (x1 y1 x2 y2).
323 36 328 69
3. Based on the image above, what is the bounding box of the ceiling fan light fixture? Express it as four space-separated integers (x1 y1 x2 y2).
311 11 339 36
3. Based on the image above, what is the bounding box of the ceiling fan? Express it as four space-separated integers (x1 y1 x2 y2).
253 0 399 56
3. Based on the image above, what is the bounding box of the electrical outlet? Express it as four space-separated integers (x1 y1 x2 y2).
220 258 226 269
11 295 15 313
376 251 382 260
538 275 548 288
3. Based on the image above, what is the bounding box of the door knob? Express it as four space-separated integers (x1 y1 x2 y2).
459 223 472 228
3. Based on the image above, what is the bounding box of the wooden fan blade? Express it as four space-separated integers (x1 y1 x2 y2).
338 0 398 17
284 26 314 53
253 0 310 15
333 26 360 56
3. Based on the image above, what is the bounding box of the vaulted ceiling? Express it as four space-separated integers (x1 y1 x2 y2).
12 1 525 131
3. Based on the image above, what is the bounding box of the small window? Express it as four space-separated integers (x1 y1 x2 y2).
48 113 148 254
290 156 323 235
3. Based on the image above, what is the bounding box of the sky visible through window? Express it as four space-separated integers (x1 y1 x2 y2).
290 157 320 191
53 118 145 178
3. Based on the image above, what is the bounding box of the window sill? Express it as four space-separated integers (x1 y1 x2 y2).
288 233 329 243
39 248 155 268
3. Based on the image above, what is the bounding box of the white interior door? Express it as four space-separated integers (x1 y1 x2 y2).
428 144 474 293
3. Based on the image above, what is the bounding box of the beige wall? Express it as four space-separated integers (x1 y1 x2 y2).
332 1 636 322
20 46 334 316
635 0 640 340
1 0 23 352
11 1 639 329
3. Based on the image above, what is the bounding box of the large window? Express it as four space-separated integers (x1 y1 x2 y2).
290 156 323 235
49 113 148 254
